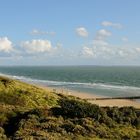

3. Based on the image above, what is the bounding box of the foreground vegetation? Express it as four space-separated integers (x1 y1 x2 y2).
0 76 140 139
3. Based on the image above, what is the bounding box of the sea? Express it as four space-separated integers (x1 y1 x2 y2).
0 66 140 98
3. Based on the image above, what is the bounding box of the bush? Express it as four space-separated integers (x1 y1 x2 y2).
58 97 100 118
0 76 12 87
0 127 7 140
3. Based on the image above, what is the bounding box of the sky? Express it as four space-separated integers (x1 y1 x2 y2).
0 0 140 65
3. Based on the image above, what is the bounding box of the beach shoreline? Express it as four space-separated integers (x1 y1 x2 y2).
1 73 140 108
36 84 140 108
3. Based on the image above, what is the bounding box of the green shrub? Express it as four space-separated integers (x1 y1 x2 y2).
0 127 7 140
58 97 100 118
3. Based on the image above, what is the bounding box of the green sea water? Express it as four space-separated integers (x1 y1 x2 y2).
0 66 140 97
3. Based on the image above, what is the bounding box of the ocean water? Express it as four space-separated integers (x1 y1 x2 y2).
0 66 140 97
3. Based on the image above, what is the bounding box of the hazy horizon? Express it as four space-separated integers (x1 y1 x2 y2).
1 64 140 67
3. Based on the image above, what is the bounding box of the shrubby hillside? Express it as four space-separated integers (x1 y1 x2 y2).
0 76 140 140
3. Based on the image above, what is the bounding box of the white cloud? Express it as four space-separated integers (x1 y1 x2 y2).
93 46 115 58
30 29 41 35
135 47 140 52
30 29 55 36
80 29 112 58
101 21 122 29
95 29 112 40
122 37 128 42
76 27 88 37
118 50 126 57
82 46 95 57
56 43 63 48
116 48 136 58
92 29 111 48
100 46 113 54
0 37 13 53
93 40 109 46
21 39 52 54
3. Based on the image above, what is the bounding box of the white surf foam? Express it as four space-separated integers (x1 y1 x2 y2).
1 72 140 92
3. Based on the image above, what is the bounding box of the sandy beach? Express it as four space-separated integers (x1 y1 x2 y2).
39 85 140 108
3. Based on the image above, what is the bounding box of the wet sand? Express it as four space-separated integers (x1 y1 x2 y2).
40 85 140 108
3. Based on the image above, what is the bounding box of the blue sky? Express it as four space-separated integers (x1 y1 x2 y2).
0 0 140 65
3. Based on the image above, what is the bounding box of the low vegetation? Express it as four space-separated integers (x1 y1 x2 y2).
0 76 140 139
